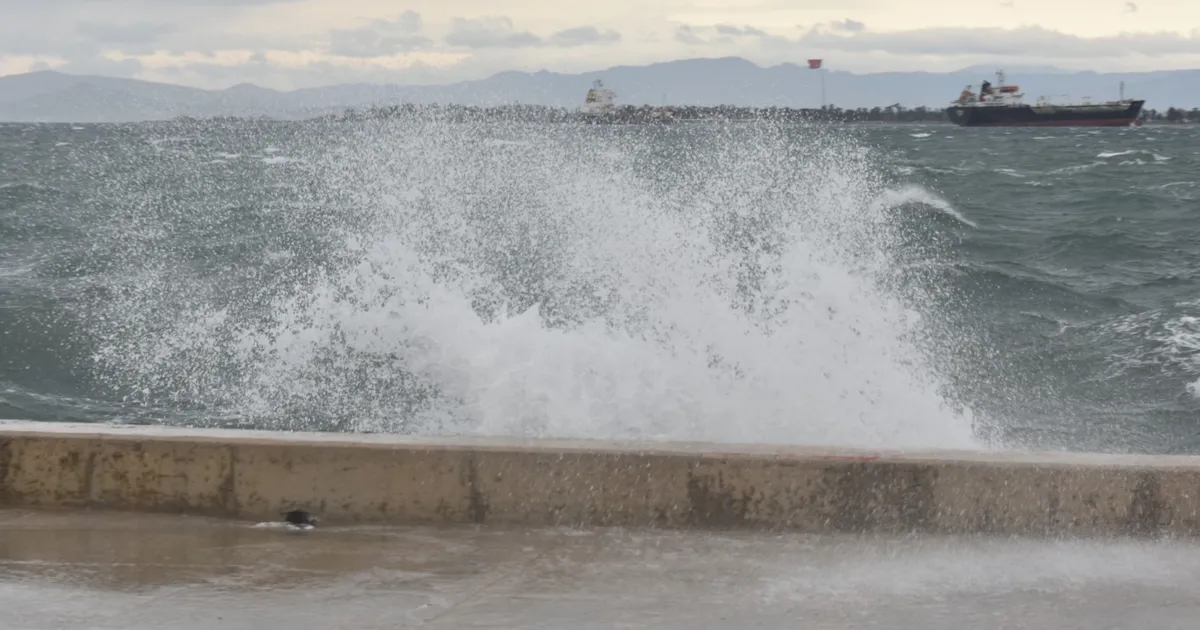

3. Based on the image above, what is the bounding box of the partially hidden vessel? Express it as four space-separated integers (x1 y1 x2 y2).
577 79 675 124
945 70 1144 127
581 80 618 116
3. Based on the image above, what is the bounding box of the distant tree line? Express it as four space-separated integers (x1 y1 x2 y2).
171 102 1200 125
323 103 1200 124
321 103 959 124
1140 107 1200 123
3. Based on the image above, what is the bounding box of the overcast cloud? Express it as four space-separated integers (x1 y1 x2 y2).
1 0 1197 90
326 11 432 57
797 24 1200 58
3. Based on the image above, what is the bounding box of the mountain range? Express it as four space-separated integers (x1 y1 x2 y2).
1 57 1197 123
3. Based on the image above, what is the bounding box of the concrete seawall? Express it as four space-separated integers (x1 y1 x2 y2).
3 420 1200 536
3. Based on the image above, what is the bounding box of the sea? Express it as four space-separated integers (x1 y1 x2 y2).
1 119 1197 454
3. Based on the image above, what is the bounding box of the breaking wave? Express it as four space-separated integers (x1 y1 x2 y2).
84 120 980 449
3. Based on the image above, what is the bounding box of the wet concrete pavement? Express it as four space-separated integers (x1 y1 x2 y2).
2 509 1200 629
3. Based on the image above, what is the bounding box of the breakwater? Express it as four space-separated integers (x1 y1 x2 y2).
3 422 1199 536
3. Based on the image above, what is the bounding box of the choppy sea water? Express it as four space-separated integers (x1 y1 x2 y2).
1 120 1197 454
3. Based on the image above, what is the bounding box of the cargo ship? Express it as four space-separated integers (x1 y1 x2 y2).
945 70 1144 127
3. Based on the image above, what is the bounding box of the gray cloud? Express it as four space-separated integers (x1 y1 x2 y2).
326 31 431 57
796 24 1200 57
678 24 769 45
1125 2 1138 12
55 54 145 78
714 24 767 37
165 0 299 3
326 11 432 57
0 0 301 5
76 21 176 45
444 16 541 48
392 11 422 34
443 17 620 49
2 1 309 57
2 33 87 56
675 25 707 46
149 55 453 91
830 19 866 33
547 26 621 47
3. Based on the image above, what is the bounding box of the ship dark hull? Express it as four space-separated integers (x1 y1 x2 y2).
945 100 1144 127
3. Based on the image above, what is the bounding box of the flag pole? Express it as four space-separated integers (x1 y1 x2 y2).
808 58 825 110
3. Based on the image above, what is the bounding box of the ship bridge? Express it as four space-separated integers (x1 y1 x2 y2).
581 80 617 115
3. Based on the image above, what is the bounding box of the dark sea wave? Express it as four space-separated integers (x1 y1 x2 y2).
1 120 1198 453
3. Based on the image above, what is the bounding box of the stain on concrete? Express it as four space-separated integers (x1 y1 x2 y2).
218 446 237 515
685 468 753 528
0 438 12 504
82 449 97 505
1127 471 1165 536
467 457 489 525
59 450 81 470
821 463 937 533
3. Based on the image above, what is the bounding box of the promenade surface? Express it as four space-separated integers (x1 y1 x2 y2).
3 509 1199 629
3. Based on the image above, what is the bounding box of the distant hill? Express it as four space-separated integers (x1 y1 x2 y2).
1 57 1197 123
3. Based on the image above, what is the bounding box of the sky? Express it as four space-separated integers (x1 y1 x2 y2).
1 0 1198 90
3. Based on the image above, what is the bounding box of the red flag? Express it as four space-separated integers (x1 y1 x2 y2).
807 59 823 69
